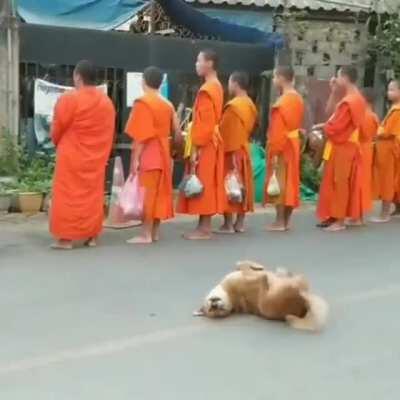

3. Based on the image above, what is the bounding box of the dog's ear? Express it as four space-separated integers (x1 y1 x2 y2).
236 260 265 272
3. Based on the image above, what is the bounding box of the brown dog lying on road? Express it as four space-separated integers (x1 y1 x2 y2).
194 260 328 332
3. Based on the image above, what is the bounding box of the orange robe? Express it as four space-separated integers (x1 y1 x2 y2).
317 93 366 221
264 92 304 207
50 87 115 240
177 80 224 216
373 105 400 202
220 96 258 214
360 108 379 212
125 93 174 222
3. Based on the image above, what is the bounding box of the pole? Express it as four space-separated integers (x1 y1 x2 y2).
149 0 156 34
0 0 19 139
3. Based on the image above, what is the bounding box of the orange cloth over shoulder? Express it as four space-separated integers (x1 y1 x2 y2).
125 92 174 222
317 92 366 221
177 79 224 216
50 87 115 240
359 108 379 212
264 91 304 208
220 96 258 214
373 105 400 202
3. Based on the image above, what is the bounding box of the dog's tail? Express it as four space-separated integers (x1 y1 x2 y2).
286 292 329 333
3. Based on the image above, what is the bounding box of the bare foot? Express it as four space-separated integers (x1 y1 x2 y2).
266 223 287 232
345 219 364 227
50 240 73 250
152 233 160 242
234 222 246 233
323 223 346 232
370 216 391 224
84 238 97 248
127 236 153 244
183 230 211 240
215 225 235 235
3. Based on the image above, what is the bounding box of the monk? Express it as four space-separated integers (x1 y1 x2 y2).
371 80 400 223
50 60 115 249
125 66 179 244
217 71 258 234
354 88 379 223
177 49 224 239
264 66 304 231
316 66 366 232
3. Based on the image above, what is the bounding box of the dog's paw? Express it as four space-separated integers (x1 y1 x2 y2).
275 267 290 277
236 260 265 271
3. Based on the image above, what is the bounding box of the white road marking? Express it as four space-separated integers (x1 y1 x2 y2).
0 283 399 376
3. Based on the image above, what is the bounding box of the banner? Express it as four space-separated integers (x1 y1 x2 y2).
34 79 107 148
126 72 169 107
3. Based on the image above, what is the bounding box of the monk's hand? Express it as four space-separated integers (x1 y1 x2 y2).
272 156 278 170
329 77 337 90
132 159 140 175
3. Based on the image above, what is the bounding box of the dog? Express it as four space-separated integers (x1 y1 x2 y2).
194 260 328 332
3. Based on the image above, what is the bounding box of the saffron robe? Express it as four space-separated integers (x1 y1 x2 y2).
220 96 257 213
125 92 174 222
360 108 379 212
177 80 224 216
317 92 366 221
373 105 400 202
264 92 304 207
50 87 115 240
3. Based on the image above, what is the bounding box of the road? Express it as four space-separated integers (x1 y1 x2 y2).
0 208 399 399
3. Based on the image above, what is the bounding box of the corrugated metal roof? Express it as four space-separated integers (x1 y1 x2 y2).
184 0 399 13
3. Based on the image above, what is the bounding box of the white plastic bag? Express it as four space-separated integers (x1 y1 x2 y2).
180 174 204 198
118 174 145 219
267 171 280 197
225 172 243 204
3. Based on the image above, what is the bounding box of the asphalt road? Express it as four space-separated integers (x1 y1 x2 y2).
0 208 399 399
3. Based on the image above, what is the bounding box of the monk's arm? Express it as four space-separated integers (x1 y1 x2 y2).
220 109 243 171
172 110 182 142
51 94 76 146
267 108 287 158
125 101 155 173
191 91 216 147
125 101 155 142
324 103 353 143
132 142 144 174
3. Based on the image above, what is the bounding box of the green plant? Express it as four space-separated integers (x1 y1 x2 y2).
17 152 55 194
0 180 17 196
0 129 20 177
369 14 400 78
301 154 321 193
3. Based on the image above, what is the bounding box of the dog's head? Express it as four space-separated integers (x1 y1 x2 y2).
195 285 233 318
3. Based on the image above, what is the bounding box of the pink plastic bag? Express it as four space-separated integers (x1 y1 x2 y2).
118 174 145 220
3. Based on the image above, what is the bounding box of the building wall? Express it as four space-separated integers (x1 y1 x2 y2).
285 19 368 83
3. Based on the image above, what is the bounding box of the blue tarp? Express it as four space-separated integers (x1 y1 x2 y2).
18 0 147 30
199 7 274 33
158 0 283 48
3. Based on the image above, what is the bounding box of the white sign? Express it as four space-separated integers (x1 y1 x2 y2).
34 79 107 148
126 72 169 107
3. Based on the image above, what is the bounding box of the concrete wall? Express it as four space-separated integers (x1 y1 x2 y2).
0 1 19 139
287 19 368 83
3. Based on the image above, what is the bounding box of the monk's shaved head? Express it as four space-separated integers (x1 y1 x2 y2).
275 66 295 82
388 79 400 102
338 66 358 84
200 48 219 70
230 71 250 91
143 66 163 90
74 60 96 86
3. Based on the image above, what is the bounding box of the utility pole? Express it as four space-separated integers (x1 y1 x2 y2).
0 0 19 139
